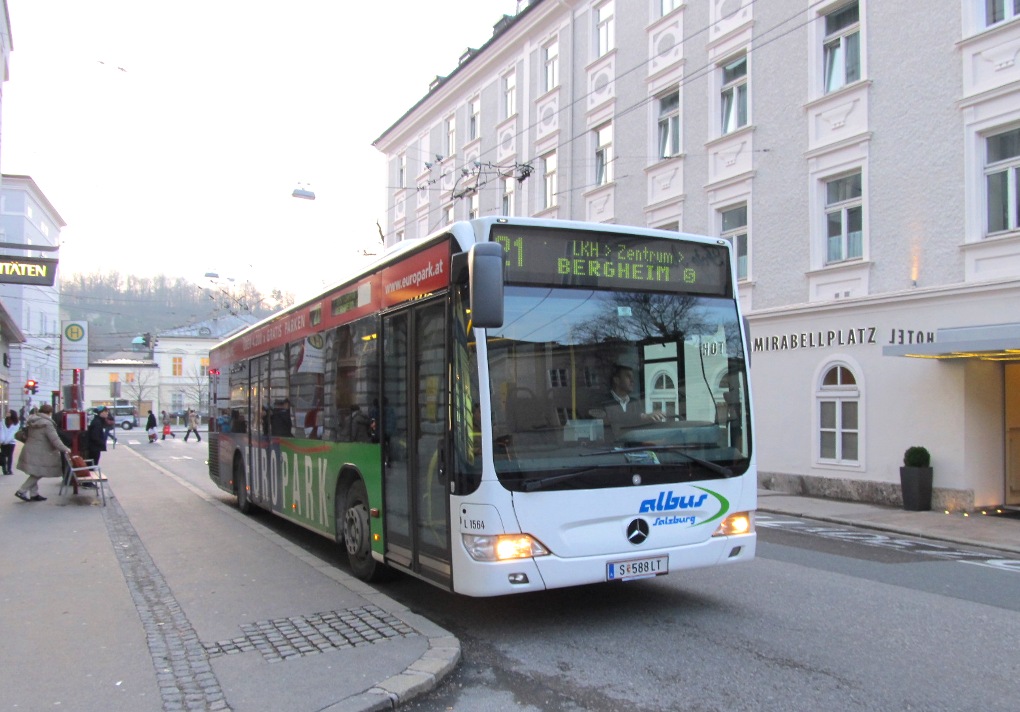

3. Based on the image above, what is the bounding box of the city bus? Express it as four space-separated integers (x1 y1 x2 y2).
207 217 756 596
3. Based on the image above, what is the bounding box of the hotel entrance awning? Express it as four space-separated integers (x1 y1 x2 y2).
883 323 1020 361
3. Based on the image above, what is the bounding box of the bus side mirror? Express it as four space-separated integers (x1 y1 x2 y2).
469 242 505 328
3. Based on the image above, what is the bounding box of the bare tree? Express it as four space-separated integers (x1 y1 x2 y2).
122 369 159 416
178 364 210 415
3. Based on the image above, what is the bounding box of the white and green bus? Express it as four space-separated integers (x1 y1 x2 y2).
208 217 756 596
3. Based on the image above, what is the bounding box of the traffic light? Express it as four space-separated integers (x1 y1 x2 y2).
25 379 38 394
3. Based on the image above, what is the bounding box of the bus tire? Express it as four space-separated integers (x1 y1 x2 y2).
342 479 380 581
235 455 252 514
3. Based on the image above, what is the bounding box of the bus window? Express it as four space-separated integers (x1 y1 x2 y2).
329 317 379 443
288 336 325 439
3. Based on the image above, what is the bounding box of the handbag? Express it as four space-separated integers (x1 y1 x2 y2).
163 424 172 435
14 428 26 442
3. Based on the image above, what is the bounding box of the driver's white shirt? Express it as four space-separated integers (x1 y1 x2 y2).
611 391 631 412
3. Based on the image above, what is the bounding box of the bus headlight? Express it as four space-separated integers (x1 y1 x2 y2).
462 533 550 561
712 511 754 537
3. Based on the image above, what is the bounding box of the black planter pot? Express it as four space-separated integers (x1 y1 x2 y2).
900 466 933 511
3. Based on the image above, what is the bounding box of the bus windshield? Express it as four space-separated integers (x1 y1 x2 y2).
484 286 751 492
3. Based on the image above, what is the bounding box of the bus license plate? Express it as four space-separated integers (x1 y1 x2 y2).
607 556 668 581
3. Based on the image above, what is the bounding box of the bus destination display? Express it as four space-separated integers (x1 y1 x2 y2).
490 225 732 296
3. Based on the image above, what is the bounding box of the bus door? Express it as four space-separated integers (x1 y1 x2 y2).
248 354 271 506
382 299 451 587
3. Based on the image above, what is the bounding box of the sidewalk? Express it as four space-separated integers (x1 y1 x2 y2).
0 446 459 712
758 489 1020 556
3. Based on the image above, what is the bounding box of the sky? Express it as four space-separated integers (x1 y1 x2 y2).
1 0 523 301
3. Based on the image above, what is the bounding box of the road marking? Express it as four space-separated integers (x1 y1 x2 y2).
757 514 1020 574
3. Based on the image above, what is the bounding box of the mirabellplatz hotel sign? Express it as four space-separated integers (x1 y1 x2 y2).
0 256 58 286
753 326 935 352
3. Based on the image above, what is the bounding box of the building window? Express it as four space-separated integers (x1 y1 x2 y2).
823 2 861 94
171 392 184 412
595 0 615 58
501 176 516 216
985 127 1020 235
818 364 859 464
721 56 748 135
445 116 456 159
986 0 1020 25
594 123 614 186
201 357 209 371
549 368 568 388
721 204 749 280
397 153 406 188
544 39 559 92
468 192 479 220
503 70 517 119
469 98 480 141
542 151 558 209
126 372 136 384
659 0 680 17
649 370 678 417
443 203 454 225
657 88 680 159
825 172 863 263
172 357 183 377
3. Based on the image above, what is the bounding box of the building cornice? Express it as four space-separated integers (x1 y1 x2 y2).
747 278 1020 322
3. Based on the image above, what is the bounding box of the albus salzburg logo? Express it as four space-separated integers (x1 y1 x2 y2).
638 487 729 528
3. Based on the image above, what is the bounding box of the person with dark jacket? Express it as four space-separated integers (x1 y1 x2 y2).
86 406 110 465
146 410 157 443
14 404 72 502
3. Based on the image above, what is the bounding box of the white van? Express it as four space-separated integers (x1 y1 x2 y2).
91 402 138 430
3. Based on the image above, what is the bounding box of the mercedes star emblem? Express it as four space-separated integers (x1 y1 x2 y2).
627 518 649 545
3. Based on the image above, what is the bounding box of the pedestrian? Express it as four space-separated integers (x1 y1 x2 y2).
14 403 72 502
105 410 118 449
85 405 109 465
146 410 157 443
160 410 176 440
183 409 202 442
0 409 20 475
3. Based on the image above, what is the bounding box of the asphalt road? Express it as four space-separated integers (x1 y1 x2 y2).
133 438 1020 712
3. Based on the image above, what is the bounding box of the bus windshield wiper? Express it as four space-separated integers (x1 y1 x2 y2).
521 465 624 492
582 445 734 478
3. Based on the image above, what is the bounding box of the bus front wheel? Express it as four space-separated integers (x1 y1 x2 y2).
235 457 252 514
342 480 379 581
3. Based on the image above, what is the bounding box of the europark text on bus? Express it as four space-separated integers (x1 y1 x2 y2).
206 217 756 597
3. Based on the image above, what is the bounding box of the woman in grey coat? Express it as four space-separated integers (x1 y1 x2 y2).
14 404 72 502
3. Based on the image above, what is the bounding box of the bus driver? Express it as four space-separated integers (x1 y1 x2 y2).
602 365 666 436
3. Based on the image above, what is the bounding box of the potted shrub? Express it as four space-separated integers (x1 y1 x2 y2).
900 446 933 511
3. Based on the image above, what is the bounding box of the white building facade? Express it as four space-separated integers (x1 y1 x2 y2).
154 316 253 420
0 175 66 415
374 0 1020 510
83 357 157 424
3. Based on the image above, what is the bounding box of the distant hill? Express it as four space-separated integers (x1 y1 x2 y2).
60 272 292 359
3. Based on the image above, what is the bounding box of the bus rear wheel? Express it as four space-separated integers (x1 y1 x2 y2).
343 480 380 581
